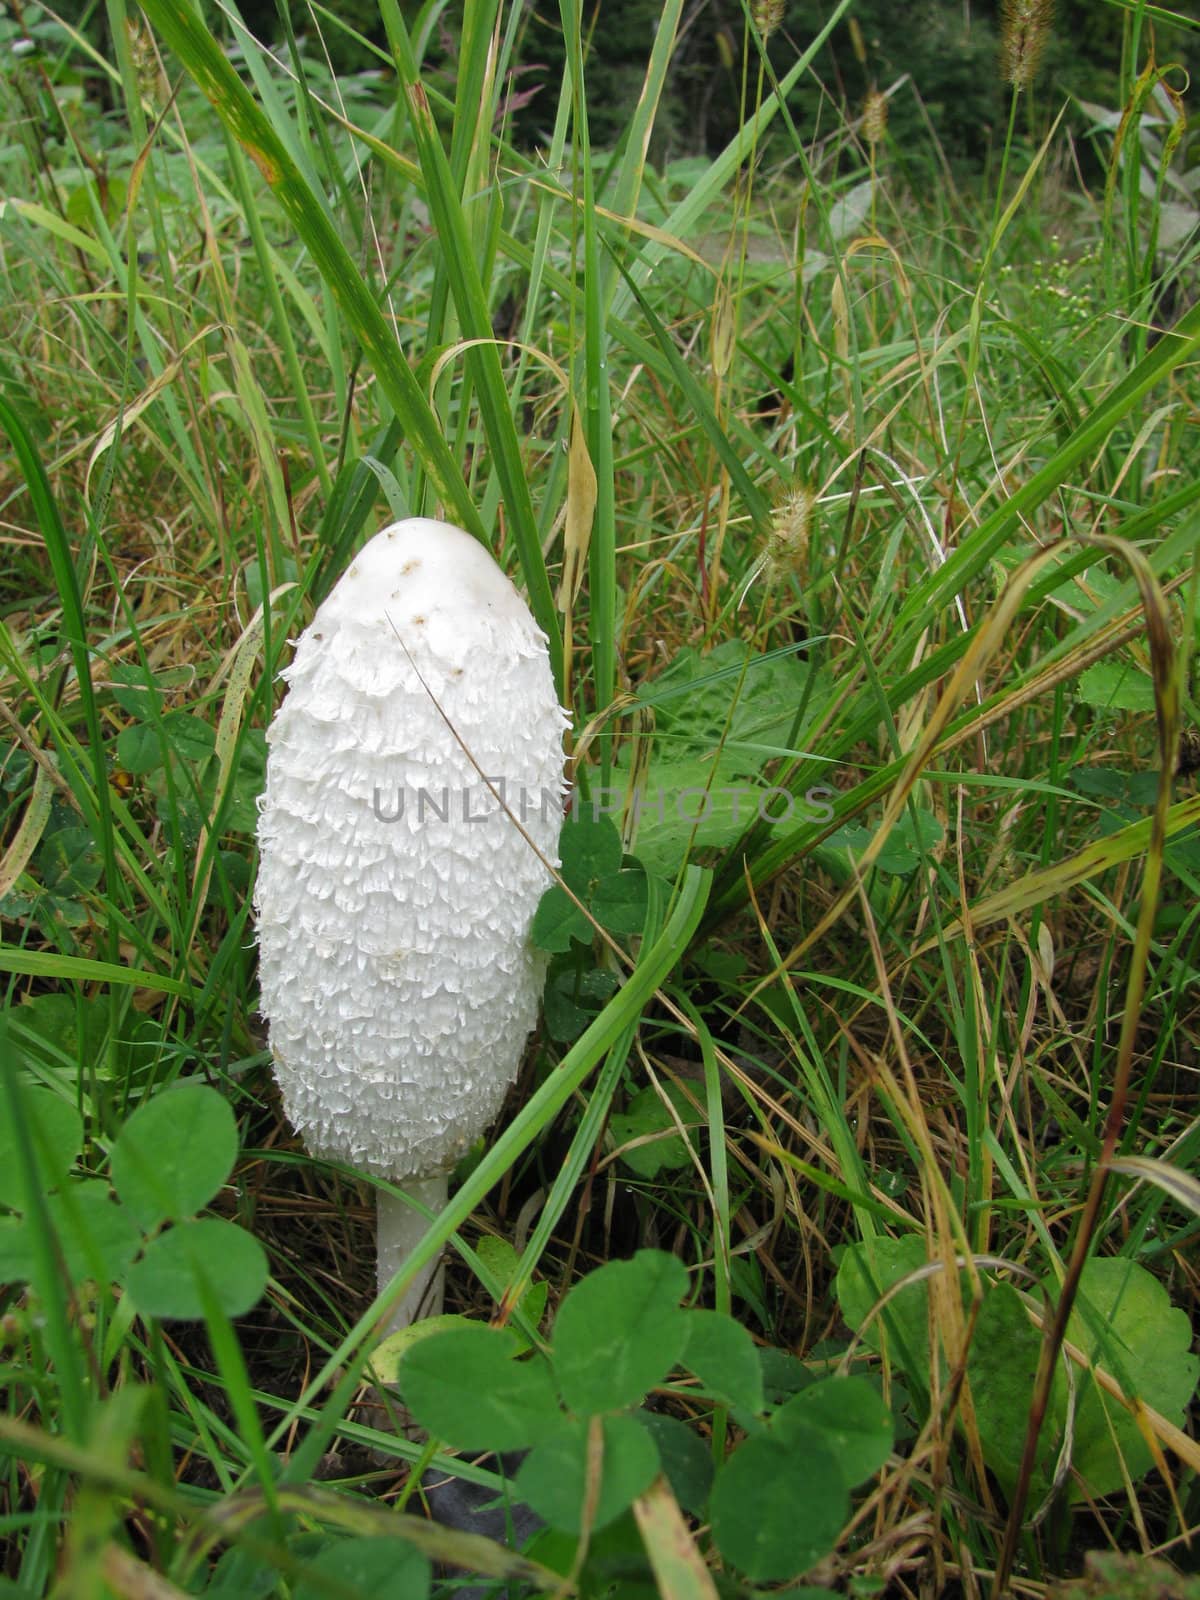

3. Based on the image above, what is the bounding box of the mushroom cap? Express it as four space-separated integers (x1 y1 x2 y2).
255 519 568 1180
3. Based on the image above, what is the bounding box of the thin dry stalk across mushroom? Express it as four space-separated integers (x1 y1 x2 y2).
255 518 568 1329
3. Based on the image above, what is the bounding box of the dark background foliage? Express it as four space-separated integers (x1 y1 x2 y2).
248 0 1195 170
50 0 1198 170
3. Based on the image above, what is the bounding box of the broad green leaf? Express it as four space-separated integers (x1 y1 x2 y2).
968 1282 1051 1495
523 1510 649 1591
202 1546 280 1599
771 1376 893 1487
636 1411 714 1516
107 663 161 718
543 964 619 1042
0 1220 31 1281
0 1090 82 1209
973 1263 1200 1503
517 1413 659 1533
1065 1258 1200 1498
531 885 592 952
64 176 127 227
559 813 623 893
553 1250 690 1416
162 711 216 765
591 866 649 933
243 553 299 614
610 1082 699 1179
759 1346 815 1404
293 1538 431 1600
636 641 806 756
833 1235 931 1392
117 700 218 779
709 1427 847 1582
681 1308 764 1414
125 1218 268 1320
38 827 102 901
4 994 102 1070
474 1235 548 1329
1078 661 1156 713
825 806 944 877
1069 767 1160 810
116 723 164 776
45 1181 142 1287
474 1235 518 1282
399 1325 565 1451
110 1082 238 1227
624 753 759 877
367 1314 474 1389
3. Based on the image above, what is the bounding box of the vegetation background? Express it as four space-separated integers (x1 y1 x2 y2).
1 0 1199 1595
46 0 1200 161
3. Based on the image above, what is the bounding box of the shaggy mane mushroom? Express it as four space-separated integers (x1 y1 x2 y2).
255 518 567 1329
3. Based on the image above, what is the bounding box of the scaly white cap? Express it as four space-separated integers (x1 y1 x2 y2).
255 518 569 1185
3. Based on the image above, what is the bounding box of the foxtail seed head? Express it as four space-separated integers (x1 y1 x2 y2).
862 89 888 147
764 485 817 587
1000 0 1053 89
752 0 785 42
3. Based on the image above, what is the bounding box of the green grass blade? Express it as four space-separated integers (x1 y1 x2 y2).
0 395 116 912
379 0 562 681
137 0 481 536
903 298 1200 624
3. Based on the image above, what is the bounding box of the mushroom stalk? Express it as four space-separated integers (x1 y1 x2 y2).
376 1176 448 1329
255 518 567 1335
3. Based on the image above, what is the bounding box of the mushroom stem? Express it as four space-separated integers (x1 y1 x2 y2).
376 1174 449 1332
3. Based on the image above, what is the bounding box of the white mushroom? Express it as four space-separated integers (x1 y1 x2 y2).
255 518 568 1329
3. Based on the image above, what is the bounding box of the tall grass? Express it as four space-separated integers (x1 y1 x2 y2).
1 0 1199 1593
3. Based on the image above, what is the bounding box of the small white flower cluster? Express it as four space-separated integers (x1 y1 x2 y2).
997 236 1098 331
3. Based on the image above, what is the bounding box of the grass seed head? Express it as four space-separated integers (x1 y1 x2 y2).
764 484 817 587
126 16 168 105
862 89 888 147
1000 0 1053 89
752 0 785 43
